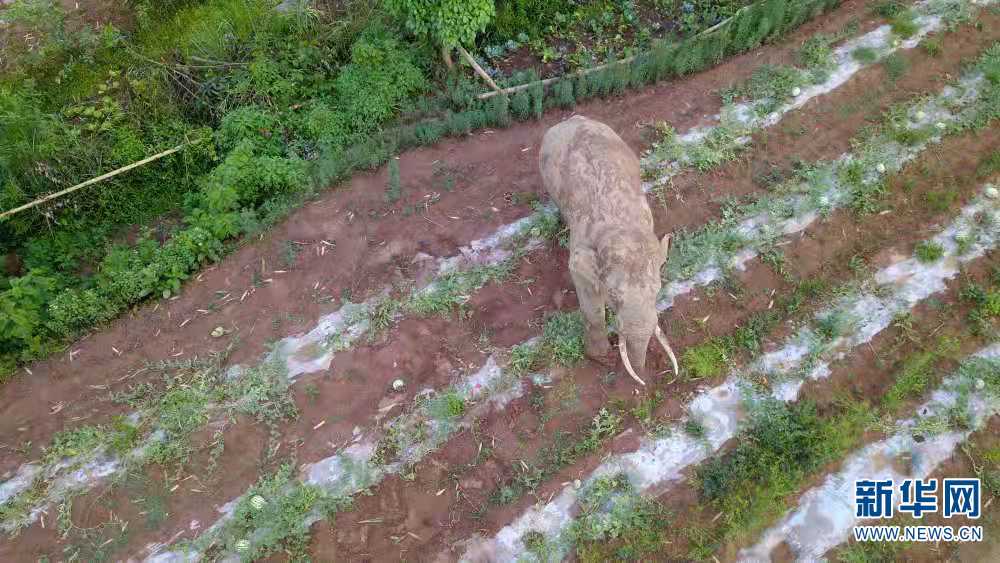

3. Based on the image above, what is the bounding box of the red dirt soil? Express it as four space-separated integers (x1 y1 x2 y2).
4 2 1000 562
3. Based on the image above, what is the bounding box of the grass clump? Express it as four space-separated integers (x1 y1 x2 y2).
923 187 959 213
406 261 513 317
541 311 587 367
882 350 938 412
508 340 543 375
146 385 214 465
852 46 879 64
797 33 837 81
921 38 942 58
977 151 1000 178
682 340 729 380
426 390 467 420
914 241 945 263
684 418 707 438
838 537 910 562
889 9 920 39
960 281 1000 337
871 0 906 18
386 158 402 203
367 297 401 339
882 52 909 82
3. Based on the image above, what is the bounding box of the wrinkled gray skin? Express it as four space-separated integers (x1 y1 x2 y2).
539 115 669 374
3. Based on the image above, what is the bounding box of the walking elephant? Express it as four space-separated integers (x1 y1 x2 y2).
539 115 678 385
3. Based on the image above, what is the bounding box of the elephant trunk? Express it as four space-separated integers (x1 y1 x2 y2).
619 324 681 386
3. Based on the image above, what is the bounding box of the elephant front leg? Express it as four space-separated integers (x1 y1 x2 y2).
570 252 611 364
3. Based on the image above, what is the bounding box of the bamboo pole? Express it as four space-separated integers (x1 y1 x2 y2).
476 55 638 101
475 4 753 102
456 45 504 95
0 138 203 221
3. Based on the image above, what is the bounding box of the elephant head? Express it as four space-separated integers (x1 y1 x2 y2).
600 231 679 386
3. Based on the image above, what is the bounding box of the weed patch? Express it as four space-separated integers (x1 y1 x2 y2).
691 398 873 553
852 46 879 64
882 52 910 82
206 464 350 561
541 312 587 367
490 408 623 507
567 474 672 561
915 241 945 263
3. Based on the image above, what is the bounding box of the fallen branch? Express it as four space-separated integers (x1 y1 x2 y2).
456 45 504 95
476 56 637 101
0 138 204 221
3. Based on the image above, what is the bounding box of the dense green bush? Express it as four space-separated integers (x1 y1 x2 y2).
0 272 57 371
385 0 495 50
330 27 428 138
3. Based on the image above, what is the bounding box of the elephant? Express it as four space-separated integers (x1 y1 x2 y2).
539 115 678 385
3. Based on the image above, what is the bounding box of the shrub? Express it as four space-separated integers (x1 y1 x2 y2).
153 227 224 298
204 140 307 207
510 89 532 120
332 27 427 137
47 288 117 335
385 0 495 59
216 107 285 155
554 78 575 108
489 0 573 41
0 272 57 364
97 239 161 304
485 93 511 127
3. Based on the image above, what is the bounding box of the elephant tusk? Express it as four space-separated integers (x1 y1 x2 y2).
655 325 680 376
618 338 646 386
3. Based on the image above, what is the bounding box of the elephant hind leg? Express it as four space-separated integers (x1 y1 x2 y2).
569 248 611 363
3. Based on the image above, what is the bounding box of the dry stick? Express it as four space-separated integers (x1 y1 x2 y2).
475 4 750 101
0 139 203 221
456 45 504 95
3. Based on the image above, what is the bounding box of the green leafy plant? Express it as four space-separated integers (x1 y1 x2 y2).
385 0 495 65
